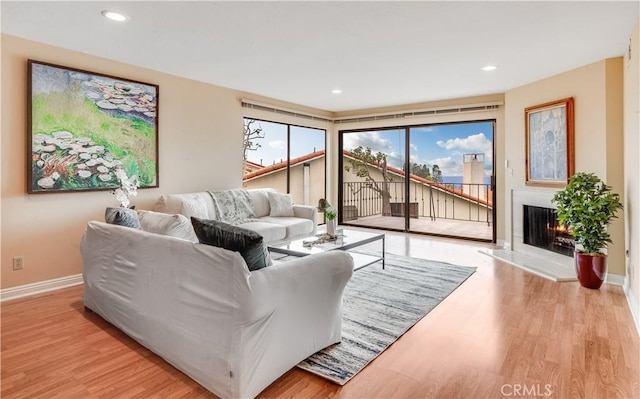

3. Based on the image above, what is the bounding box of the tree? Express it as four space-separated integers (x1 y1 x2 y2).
344 146 393 216
431 164 443 183
243 119 265 174
410 162 431 179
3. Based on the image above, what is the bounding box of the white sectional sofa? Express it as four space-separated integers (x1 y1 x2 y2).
81 221 354 399
155 188 317 243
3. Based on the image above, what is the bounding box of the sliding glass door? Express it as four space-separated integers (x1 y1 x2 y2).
339 121 495 241
407 122 494 239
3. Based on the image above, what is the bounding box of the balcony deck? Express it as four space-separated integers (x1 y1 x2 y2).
342 215 493 241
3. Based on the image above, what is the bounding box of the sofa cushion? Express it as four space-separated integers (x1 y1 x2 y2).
259 216 314 239
105 207 142 229
137 210 198 242
236 221 287 243
155 193 215 219
267 191 295 217
246 188 275 218
191 217 270 271
180 196 210 219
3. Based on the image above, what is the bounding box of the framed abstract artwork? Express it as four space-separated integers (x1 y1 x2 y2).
28 60 159 193
525 97 574 187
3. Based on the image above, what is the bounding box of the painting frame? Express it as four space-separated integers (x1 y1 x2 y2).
525 97 574 187
27 60 159 194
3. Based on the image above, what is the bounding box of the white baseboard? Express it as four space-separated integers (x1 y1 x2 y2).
0 274 83 302
623 276 640 336
605 273 625 286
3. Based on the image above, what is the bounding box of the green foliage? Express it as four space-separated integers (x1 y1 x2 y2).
552 172 623 255
345 146 392 199
318 198 337 220
410 163 431 179
431 164 443 183
325 209 337 220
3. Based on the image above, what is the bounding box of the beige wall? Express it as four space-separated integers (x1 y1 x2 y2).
244 157 326 225
1 35 337 290
0 35 239 289
243 157 326 205
623 17 640 329
332 94 505 242
504 58 626 276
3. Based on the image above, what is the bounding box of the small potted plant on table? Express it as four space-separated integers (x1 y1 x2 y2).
552 172 623 289
318 198 338 237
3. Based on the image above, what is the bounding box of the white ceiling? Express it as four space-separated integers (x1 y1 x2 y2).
2 1 638 112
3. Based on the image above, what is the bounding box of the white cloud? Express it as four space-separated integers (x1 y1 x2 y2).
410 143 418 152
343 131 395 154
269 140 286 149
386 151 405 169
436 132 491 153
429 156 462 176
436 132 493 175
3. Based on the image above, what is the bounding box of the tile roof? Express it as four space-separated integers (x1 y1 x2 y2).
243 149 492 207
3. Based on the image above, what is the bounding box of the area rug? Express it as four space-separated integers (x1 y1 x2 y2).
296 252 476 385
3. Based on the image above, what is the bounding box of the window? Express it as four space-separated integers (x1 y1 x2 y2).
243 118 326 220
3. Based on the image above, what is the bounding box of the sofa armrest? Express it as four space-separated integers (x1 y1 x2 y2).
232 251 353 393
245 251 353 320
292 205 317 234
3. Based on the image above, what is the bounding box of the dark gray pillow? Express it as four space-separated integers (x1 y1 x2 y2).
191 217 270 272
105 207 142 229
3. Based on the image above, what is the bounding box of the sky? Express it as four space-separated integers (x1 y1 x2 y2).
343 121 493 177
244 119 325 166
244 119 493 178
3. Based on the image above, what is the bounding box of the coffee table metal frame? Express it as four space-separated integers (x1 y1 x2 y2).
268 228 385 271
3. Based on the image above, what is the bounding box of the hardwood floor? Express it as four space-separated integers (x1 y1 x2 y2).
2 230 639 398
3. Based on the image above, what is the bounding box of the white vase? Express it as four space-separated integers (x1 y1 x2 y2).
327 219 336 236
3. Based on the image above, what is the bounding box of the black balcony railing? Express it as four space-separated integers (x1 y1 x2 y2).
342 181 493 225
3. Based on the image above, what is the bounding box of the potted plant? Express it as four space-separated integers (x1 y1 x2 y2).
552 172 623 289
318 198 338 237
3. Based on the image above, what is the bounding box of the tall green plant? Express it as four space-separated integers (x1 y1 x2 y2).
552 172 623 255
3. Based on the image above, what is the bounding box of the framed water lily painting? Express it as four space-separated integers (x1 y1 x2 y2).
28 60 159 193
525 97 574 187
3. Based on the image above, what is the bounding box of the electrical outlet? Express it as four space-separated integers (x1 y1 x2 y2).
13 256 24 271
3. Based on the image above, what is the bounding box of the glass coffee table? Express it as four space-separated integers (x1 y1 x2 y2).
268 228 385 271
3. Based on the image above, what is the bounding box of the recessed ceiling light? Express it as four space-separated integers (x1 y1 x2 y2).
101 10 128 22
332 89 342 94
481 65 498 71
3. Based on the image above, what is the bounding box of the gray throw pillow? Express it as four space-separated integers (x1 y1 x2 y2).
105 207 142 229
191 217 270 272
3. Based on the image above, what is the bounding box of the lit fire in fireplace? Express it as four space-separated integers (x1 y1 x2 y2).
523 205 574 257
547 222 571 234
547 222 574 250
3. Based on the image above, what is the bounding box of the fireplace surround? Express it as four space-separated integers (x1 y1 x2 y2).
481 188 577 282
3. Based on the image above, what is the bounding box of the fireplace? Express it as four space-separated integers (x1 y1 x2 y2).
483 189 577 282
523 205 574 257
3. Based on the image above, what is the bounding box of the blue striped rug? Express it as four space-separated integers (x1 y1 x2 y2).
296 252 476 385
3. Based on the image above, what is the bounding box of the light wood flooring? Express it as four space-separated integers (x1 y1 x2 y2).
2 230 639 398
